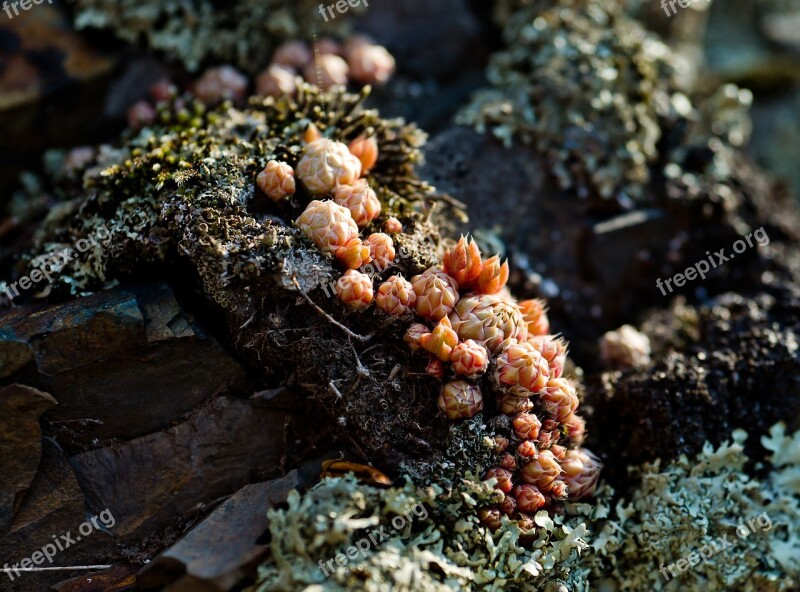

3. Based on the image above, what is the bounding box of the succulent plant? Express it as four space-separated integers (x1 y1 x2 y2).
437 380 483 420
333 180 381 228
335 269 373 310
448 294 527 354
256 160 296 201
297 138 362 196
348 135 379 173
561 448 602 501
443 235 482 286
419 316 459 362
450 339 489 377
411 268 459 321
494 339 550 397
376 275 416 316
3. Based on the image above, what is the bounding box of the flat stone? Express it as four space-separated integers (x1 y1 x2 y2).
0 383 56 533
69 396 288 544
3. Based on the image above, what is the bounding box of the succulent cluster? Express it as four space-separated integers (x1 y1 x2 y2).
256 37 395 98
281 226 601 523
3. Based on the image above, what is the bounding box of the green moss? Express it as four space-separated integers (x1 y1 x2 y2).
10 86 434 310
68 0 359 72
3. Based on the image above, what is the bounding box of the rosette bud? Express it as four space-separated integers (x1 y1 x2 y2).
443 235 482 286
499 453 517 470
336 237 371 270
520 450 562 489
550 445 567 462
448 295 527 354
383 217 402 234
519 299 550 336
599 324 652 369
562 448 602 500
494 340 550 396
492 435 510 454
256 160 295 201
333 180 381 228
425 357 445 380
563 413 587 446
364 233 395 265
419 316 459 362
542 378 579 422
527 335 568 379
437 380 483 420
547 480 569 500
296 139 362 196
412 268 459 321
295 200 359 255
513 484 546 513
500 494 517 515
478 507 502 532
513 412 542 441
376 275 416 316
450 340 489 377
474 255 509 295
404 323 429 352
483 467 514 494
348 135 379 173
497 392 533 415
517 440 538 459
335 270 373 309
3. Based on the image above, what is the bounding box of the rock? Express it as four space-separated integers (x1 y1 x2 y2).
0 283 248 449
137 463 323 591
0 384 56 532
0 3 116 200
51 564 138 592
0 440 114 592
585 290 800 486
422 126 800 367
69 396 288 544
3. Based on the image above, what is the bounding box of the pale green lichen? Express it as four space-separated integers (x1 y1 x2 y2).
252 414 600 592
68 0 357 72
458 0 753 207
584 423 800 591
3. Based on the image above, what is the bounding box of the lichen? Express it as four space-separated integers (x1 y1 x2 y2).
458 0 753 207
584 423 800 591
68 0 358 72
254 469 594 592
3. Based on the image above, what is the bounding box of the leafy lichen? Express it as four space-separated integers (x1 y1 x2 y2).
585 423 800 591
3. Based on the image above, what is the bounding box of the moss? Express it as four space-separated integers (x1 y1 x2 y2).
68 0 359 72
458 0 753 207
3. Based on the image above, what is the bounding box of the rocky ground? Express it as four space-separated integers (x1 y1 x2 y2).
1 1 799 591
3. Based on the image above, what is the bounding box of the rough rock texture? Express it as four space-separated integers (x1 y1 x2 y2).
1 283 248 450
137 462 324 591
585 289 800 485
69 396 287 545
0 384 56 532
0 441 114 592
422 126 800 367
